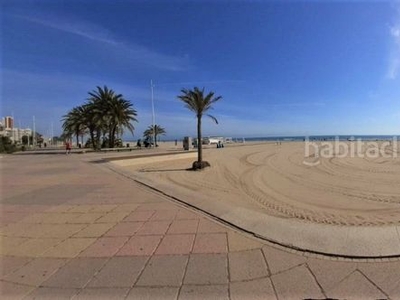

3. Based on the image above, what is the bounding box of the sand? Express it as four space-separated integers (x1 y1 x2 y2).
115 141 400 227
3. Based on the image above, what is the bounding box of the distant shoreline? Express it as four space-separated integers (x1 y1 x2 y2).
124 134 400 144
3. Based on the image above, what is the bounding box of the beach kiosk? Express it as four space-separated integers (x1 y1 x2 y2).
183 136 192 150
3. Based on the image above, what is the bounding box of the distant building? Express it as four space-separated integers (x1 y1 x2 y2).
4 116 14 129
0 116 32 143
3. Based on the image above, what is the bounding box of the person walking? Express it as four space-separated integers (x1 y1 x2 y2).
65 141 71 154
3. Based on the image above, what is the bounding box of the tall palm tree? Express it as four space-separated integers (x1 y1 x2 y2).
177 87 222 169
62 106 87 147
143 124 166 146
88 86 138 148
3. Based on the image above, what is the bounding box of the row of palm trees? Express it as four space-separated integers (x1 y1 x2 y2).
62 85 222 169
62 86 138 149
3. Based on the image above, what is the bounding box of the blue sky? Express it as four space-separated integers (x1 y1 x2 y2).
1 0 400 140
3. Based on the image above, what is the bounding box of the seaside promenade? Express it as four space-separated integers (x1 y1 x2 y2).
1 151 400 299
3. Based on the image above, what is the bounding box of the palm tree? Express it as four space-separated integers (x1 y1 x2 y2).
88 86 138 148
143 125 166 147
177 87 222 170
62 106 87 147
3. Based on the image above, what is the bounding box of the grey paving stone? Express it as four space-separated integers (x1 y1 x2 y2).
23 287 79 299
3 258 67 286
126 286 179 300
306 257 357 292
327 270 387 300
136 255 188 287
184 254 228 285
228 249 268 282
230 278 277 300
74 287 129 300
262 246 306 275
357 261 400 295
388 281 400 299
179 284 228 300
87 256 149 288
271 265 324 300
41 258 107 288
0 256 32 277
0 281 35 300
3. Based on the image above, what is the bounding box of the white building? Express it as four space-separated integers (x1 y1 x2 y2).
0 116 33 143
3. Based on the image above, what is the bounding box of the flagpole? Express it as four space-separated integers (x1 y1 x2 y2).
32 116 36 148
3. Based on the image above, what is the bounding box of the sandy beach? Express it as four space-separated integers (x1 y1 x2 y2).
113 141 400 227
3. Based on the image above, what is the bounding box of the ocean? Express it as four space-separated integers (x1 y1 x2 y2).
241 135 400 142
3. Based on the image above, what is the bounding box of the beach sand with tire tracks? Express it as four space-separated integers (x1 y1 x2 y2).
110 141 400 256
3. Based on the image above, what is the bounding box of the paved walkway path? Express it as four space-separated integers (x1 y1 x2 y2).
1 153 400 299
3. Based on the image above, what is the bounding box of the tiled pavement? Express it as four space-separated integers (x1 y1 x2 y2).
1 154 400 299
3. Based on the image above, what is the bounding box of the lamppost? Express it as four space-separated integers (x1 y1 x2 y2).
150 79 156 148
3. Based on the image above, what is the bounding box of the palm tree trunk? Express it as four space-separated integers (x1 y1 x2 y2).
197 115 202 163
89 129 96 150
75 132 79 148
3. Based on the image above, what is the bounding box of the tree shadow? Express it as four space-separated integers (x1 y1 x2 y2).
139 168 191 173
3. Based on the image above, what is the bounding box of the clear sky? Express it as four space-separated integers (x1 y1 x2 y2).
2 0 400 140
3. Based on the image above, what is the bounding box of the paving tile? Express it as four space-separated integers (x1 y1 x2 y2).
113 204 140 212
117 235 162 256
192 233 227 254
262 246 306 275
357 261 400 295
123 210 156 222
0 280 35 300
44 205 75 213
36 213 82 224
184 254 228 285
41 258 107 288
104 222 144 236
67 205 96 213
73 223 116 238
87 256 148 288
136 221 171 235
1 212 30 226
230 278 276 300
11 238 63 257
136 203 177 211
271 265 324 300
389 282 400 299
67 213 104 224
0 256 32 277
167 220 199 234
227 231 263 252
74 288 129 300
42 238 96 258
175 210 201 220
307 257 357 292
150 209 178 221
327 270 387 300
179 284 228 300
228 249 268 281
3 258 67 286
197 218 227 233
126 287 179 300
136 255 188 286
23 287 79 299
89 205 117 213
0 237 29 255
155 234 195 255
45 224 88 239
95 211 130 223
1 223 52 238
79 236 128 257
